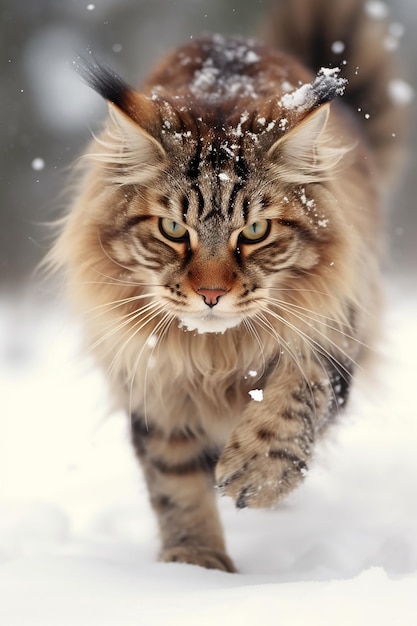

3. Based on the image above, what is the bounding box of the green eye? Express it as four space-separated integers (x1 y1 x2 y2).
159 218 189 242
239 220 271 244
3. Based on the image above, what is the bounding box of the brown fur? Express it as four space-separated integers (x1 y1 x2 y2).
49 0 408 572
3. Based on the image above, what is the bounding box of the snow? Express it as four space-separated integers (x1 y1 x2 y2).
279 67 346 112
248 388 263 402
31 157 45 171
331 40 345 55
388 78 414 106
365 1 389 20
1 280 417 624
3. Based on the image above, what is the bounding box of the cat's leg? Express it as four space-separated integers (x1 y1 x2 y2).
216 357 349 509
131 413 236 572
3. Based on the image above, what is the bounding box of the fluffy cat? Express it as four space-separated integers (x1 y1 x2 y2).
50 0 408 572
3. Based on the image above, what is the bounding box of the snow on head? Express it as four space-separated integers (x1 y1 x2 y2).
189 36 261 101
280 83 313 111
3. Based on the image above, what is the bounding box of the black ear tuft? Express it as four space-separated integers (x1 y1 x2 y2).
75 54 132 110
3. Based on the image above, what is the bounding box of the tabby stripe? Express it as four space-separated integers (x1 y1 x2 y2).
242 198 250 222
181 195 190 221
227 182 243 216
123 215 153 231
132 414 199 444
192 183 205 217
187 139 202 180
203 206 222 222
268 449 307 472
277 218 315 242
234 146 249 182
151 449 219 476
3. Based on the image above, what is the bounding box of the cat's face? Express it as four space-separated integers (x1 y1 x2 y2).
100 122 334 335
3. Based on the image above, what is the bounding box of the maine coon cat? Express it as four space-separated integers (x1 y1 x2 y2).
51 0 408 572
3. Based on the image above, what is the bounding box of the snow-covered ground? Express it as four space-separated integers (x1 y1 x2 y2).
1 279 416 625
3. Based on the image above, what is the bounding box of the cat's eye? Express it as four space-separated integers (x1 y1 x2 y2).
239 220 271 244
159 218 189 242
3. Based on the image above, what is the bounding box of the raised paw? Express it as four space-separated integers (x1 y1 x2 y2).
215 439 308 508
159 546 236 573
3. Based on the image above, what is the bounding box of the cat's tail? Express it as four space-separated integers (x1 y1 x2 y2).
260 0 412 185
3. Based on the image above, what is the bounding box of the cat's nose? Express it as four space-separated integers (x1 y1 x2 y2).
196 287 227 308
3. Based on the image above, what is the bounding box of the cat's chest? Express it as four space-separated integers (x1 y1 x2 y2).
126 327 269 439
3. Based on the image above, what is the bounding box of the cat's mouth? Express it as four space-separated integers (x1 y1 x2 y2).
178 311 243 334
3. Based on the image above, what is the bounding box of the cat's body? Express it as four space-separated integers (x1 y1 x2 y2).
51 0 408 572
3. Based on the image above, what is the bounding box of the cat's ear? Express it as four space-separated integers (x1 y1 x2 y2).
77 57 166 176
268 103 347 183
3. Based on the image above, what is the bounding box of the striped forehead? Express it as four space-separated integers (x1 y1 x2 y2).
179 131 252 227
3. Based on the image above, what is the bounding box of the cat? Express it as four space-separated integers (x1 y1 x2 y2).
50 0 408 572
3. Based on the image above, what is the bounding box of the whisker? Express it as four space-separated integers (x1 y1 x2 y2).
269 285 374 318
255 309 341 420
140 313 175 426
88 300 164 357
83 293 157 320
259 305 355 397
254 311 312 389
105 303 167 377
265 296 373 353
261 301 362 375
242 318 267 378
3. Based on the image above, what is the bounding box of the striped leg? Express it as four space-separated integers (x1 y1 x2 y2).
216 358 349 508
131 414 236 573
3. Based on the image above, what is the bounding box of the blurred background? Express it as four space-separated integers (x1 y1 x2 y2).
0 0 416 291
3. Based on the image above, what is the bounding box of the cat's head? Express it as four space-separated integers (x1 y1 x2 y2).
70 40 351 336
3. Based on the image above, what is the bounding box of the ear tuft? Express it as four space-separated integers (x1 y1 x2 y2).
75 55 132 112
75 54 161 137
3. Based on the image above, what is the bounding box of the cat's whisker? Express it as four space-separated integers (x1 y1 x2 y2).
140 313 175 427
105 302 168 376
68 277 162 288
268 286 375 319
265 296 373 353
242 318 267 378
255 309 341 419
253 311 314 398
125 311 173 422
258 304 354 409
88 300 165 358
262 301 362 376
254 311 327 422
82 293 158 320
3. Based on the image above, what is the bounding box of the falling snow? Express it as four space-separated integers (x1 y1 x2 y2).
249 388 264 402
388 79 414 106
31 157 45 171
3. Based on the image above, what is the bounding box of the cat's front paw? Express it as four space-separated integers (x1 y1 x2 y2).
215 437 308 508
159 546 236 573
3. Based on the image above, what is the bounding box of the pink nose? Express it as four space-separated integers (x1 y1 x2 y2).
196 287 227 308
